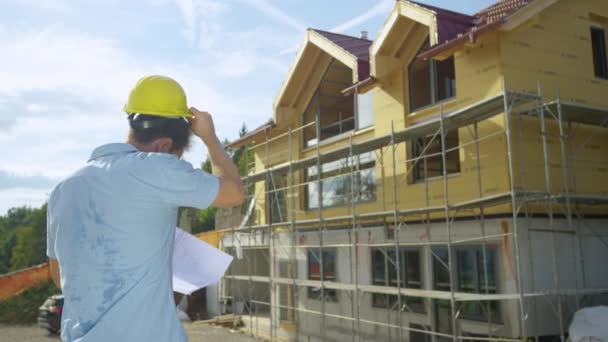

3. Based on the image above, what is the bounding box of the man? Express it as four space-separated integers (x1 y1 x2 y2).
46 75 244 341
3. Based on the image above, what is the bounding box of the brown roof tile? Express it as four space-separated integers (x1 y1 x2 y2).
311 29 372 80
411 1 476 44
417 0 534 58
476 0 532 24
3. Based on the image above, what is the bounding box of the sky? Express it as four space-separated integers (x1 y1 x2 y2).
0 0 496 214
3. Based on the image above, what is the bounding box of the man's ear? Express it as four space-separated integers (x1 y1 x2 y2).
153 138 174 154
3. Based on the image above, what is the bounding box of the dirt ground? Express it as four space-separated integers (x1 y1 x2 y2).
0 323 259 341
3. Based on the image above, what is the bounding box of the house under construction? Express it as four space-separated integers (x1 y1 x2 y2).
214 0 608 341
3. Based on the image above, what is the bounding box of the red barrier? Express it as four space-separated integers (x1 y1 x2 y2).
0 262 51 301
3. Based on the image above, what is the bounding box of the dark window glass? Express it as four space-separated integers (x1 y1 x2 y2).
412 130 460 182
591 26 608 79
455 246 500 322
268 174 287 223
410 324 432 342
436 57 456 101
432 248 451 291
405 250 422 288
307 249 338 301
409 54 433 110
303 92 319 146
408 39 456 112
371 248 424 313
303 61 356 147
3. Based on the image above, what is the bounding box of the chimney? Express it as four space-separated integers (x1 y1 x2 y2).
360 30 368 40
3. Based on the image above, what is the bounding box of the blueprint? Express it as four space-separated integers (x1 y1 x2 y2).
172 227 233 295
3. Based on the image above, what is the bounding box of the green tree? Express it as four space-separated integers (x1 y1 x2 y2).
192 124 251 233
194 207 216 234
9 227 37 271
192 157 216 234
0 232 17 274
0 205 48 274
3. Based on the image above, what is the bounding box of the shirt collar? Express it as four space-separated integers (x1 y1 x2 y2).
88 143 138 161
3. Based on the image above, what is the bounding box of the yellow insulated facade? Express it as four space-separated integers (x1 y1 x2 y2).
501 0 608 207
238 0 608 227
219 1 608 341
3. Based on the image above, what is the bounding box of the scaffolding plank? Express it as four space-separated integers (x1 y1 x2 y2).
543 101 608 126
224 191 606 232
554 194 608 205
225 276 606 302
244 93 517 183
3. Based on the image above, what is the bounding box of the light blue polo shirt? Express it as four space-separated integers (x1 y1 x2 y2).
46 143 219 342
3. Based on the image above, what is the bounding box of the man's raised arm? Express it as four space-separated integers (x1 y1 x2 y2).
189 108 245 209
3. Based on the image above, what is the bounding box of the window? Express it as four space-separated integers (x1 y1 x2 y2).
409 39 456 112
456 247 499 321
591 26 608 79
356 92 374 129
268 173 287 224
307 248 338 301
305 152 376 209
432 246 500 322
303 61 356 147
371 248 424 313
410 324 432 342
412 130 460 182
432 247 451 291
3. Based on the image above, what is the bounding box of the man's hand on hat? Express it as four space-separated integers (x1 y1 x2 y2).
189 107 219 145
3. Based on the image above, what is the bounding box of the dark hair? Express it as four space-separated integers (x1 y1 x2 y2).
127 114 192 152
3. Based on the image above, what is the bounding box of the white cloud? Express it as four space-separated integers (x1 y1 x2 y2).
329 0 393 34
278 0 393 56
0 188 49 214
12 0 72 13
0 23 274 214
167 0 292 78
0 25 138 100
0 171 58 190
171 0 229 46
238 0 308 32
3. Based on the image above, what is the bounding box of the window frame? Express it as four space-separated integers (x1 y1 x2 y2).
408 39 457 113
307 248 338 302
455 246 500 322
302 60 359 149
591 24 608 80
267 173 288 224
432 245 501 323
355 92 375 131
370 247 425 313
411 130 461 183
304 152 377 210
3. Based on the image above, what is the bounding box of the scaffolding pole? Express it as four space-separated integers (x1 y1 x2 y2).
439 105 458 342
314 89 328 342
503 79 527 339
390 121 404 341
555 90 583 311
216 84 608 342
348 134 362 341
537 83 565 341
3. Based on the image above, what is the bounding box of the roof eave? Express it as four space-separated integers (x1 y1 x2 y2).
341 77 378 96
273 29 365 122
417 20 502 60
227 122 276 149
417 0 558 60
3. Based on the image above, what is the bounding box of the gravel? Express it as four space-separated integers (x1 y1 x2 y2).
0 323 259 341
0 324 58 342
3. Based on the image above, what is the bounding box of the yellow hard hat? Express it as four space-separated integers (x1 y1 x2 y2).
124 75 190 118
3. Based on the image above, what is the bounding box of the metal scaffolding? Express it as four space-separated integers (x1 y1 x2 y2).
218 81 608 342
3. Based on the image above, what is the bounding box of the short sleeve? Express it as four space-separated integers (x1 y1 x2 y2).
132 154 220 209
46 192 57 259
